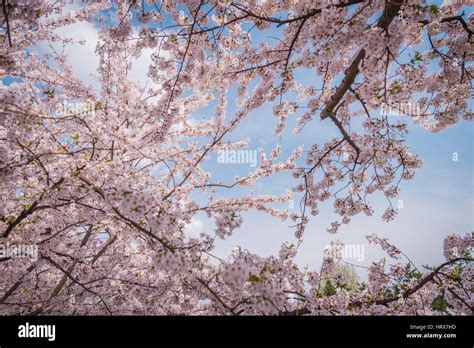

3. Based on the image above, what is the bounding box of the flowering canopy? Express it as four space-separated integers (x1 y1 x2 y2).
0 0 472 315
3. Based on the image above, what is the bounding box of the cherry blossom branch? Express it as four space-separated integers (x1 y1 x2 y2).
1 177 64 238
419 13 473 39
231 0 365 27
372 257 472 306
0 264 35 304
1 0 12 47
41 256 113 315
321 0 404 120
196 276 237 315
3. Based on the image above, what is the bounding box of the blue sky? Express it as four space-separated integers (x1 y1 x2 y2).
179 1 474 274
201 85 473 275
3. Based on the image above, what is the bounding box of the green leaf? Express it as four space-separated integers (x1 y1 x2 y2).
21 203 32 210
390 83 402 94
431 295 451 312
3 215 16 224
323 280 337 296
248 274 260 282
429 4 439 14
71 134 80 141
43 90 54 98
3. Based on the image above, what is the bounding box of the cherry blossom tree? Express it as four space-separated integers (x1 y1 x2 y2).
0 0 472 315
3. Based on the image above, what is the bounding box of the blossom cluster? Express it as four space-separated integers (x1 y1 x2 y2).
0 0 471 316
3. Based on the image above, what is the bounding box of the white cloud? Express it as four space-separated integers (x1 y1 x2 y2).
56 21 100 88
128 46 156 90
36 7 161 93
185 217 205 238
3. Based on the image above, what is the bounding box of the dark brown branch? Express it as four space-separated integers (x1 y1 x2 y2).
320 49 366 120
321 0 404 120
112 207 173 251
280 257 472 315
196 277 237 315
2 0 12 47
0 264 35 304
419 13 473 39
42 256 112 315
91 235 117 265
231 0 365 27
2 177 64 238
166 1 203 110
363 257 472 306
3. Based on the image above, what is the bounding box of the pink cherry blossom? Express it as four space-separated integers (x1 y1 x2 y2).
0 0 472 316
